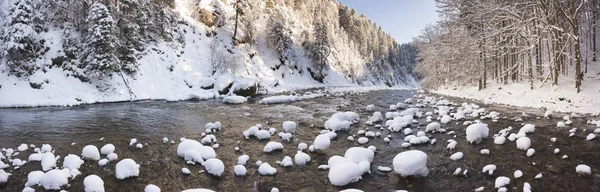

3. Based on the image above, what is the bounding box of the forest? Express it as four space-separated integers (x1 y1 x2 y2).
415 0 599 93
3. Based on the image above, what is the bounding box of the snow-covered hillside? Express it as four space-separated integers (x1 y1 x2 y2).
0 0 417 107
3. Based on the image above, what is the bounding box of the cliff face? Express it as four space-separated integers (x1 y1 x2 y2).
0 0 417 107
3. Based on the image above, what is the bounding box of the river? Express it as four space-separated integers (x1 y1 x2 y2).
0 89 598 191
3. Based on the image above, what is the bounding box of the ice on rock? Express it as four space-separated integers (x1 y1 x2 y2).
223 95 247 104
41 152 57 171
100 144 115 155
203 158 225 176
516 137 531 150
482 164 496 175
145 184 161 192
25 171 44 187
84 175 105 192
263 142 284 153
258 163 277 176
393 150 428 177
282 121 297 133
115 158 140 179
233 165 247 177
495 176 510 188
514 170 523 178
82 145 101 161
449 152 463 160
237 155 249 165
294 151 311 166
466 123 489 144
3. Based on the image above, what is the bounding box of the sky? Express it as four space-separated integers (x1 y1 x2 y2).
338 0 439 44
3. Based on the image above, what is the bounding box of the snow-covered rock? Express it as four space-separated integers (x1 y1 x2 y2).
495 176 510 188
237 155 249 165
514 170 523 179
100 144 115 155
258 163 277 176
25 171 44 187
393 150 428 177
516 137 531 150
84 175 105 192
233 165 247 177
449 152 463 160
294 151 311 166
144 184 161 192
40 169 70 190
314 134 331 151
263 142 284 153
482 164 496 175
576 164 592 176
41 152 57 171
425 122 441 132
282 121 297 133
0 170 10 183
222 95 247 104
115 159 140 179
520 124 535 134
82 145 101 160
203 158 225 177
466 123 489 144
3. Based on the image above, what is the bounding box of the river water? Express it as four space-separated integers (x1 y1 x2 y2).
0 89 598 191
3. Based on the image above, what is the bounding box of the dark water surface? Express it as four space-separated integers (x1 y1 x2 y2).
0 90 598 192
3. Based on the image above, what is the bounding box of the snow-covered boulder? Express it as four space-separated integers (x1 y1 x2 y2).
516 137 531 150
82 145 101 160
393 150 428 177
328 161 370 186
258 163 277 176
282 121 297 133
24 171 44 187
314 134 331 151
263 142 284 153
495 176 510 188
233 165 247 177
100 144 115 155
576 164 592 176
84 175 105 192
222 96 247 104
41 152 57 171
425 122 441 132
144 184 161 192
203 158 225 177
63 154 84 170
294 151 311 166
40 169 70 190
520 124 535 134
466 123 489 144
115 159 140 179
344 147 375 164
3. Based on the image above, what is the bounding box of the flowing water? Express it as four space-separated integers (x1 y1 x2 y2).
0 89 599 191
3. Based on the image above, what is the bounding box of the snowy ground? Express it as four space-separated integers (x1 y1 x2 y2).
432 65 600 115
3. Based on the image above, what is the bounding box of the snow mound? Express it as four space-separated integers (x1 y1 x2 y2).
263 142 284 153
25 171 44 187
482 164 496 175
466 123 489 144
115 159 140 179
82 145 101 160
516 137 531 150
40 169 70 190
520 124 535 134
393 150 428 177
84 174 105 192
223 96 247 104
63 154 84 170
282 121 297 133
258 163 277 175
41 152 57 171
425 122 441 132
576 164 592 176
313 134 331 151
344 147 375 164
0 170 11 183
450 152 463 160
495 176 510 188
203 158 225 177
100 144 115 155
328 161 370 186
233 165 247 176
294 151 311 166
144 184 161 192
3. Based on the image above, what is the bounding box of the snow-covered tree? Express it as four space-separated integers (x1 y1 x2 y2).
2 0 44 77
308 18 331 78
266 13 292 66
80 2 120 78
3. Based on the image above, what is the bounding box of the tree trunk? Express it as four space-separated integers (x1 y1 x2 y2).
575 17 582 93
594 9 597 62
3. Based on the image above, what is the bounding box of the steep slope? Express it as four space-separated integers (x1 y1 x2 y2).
0 0 417 107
